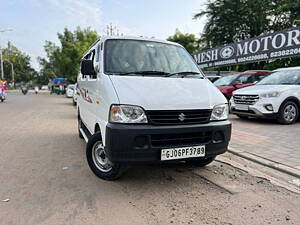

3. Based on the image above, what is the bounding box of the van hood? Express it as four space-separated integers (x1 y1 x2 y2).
233 85 297 95
109 76 226 110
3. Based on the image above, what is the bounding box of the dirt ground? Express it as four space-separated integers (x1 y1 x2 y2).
1 92 300 225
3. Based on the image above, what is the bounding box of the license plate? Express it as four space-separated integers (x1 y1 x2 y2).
235 104 248 111
161 145 205 161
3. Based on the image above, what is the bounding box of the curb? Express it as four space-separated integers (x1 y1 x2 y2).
6 90 19 93
228 147 300 179
6 90 50 93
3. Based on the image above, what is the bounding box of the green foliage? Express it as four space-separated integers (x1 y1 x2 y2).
167 29 202 54
39 27 99 82
2 43 37 82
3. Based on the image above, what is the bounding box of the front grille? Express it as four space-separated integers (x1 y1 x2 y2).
146 109 212 125
233 95 259 105
151 131 212 148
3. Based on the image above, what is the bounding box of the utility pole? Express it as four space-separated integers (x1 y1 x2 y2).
105 23 120 36
0 29 13 80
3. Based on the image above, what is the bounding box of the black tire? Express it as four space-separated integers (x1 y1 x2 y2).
1 98 3 102
185 156 216 167
86 132 125 180
277 101 299 125
237 114 248 119
78 115 84 139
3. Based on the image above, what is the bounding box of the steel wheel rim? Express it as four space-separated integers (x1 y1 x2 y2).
92 141 112 172
284 104 297 122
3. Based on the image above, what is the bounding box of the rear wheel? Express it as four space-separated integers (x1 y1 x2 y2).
277 101 299 125
185 156 215 167
86 132 125 180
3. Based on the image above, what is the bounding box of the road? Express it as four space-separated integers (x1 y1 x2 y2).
1 92 300 225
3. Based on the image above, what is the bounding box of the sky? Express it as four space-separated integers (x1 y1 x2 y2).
0 0 207 70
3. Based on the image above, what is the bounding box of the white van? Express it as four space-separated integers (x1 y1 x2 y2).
230 66 300 124
77 36 231 180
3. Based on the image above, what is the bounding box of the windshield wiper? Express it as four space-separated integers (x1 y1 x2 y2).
111 71 170 76
165 71 202 77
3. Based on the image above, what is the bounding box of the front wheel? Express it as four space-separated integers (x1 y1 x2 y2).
185 156 216 167
277 101 299 125
86 132 125 180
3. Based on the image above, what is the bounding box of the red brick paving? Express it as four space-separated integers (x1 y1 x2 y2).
229 114 300 170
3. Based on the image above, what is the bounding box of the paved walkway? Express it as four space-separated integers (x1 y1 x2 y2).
229 114 300 170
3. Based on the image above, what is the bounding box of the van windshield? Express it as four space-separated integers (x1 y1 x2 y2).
104 39 203 78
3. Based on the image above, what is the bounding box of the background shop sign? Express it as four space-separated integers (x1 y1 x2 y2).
192 27 300 68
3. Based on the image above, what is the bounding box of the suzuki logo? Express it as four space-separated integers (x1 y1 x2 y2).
178 113 186 122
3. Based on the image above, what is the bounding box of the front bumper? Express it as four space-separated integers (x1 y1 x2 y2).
230 98 279 119
105 121 231 163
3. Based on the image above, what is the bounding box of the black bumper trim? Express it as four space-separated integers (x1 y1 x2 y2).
105 121 231 163
231 109 277 119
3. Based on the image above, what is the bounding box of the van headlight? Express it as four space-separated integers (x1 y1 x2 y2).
260 91 281 98
109 105 148 123
210 104 229 121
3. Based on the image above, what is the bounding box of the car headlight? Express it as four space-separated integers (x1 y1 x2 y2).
109 105 148 123
210 104 229 121
260 91 281 98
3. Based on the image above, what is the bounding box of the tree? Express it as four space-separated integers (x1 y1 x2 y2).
167 29 201 54
193 0 272 48
2 42 38 83
39 27 99 82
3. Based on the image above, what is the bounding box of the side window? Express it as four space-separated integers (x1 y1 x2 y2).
237 74 253 84
84 53 91 60
81 50 96 79
255 74 267 82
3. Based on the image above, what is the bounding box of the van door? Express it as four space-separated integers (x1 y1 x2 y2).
78 50 96 133
84 46 100 133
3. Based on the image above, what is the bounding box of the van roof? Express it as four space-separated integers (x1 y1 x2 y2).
273 66 300 71
101 36 181 46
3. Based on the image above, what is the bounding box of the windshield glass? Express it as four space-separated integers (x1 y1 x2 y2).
104 39 203 77
257 70 300 85
214 75 237 86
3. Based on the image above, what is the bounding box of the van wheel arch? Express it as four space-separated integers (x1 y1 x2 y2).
94 123 101 134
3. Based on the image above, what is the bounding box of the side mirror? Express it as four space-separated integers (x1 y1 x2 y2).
81 59 96 76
